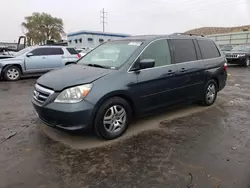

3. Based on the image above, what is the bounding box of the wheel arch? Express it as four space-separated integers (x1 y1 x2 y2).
211 77 219 90
2 64 23 76
90 91 138 125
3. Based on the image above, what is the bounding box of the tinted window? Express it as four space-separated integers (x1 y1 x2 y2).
140 39 171 67
198 40 220 59
170 39 197 63
31 48 64 56
66 48 78 54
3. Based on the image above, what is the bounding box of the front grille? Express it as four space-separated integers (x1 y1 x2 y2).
33 84 54 104
226 54 239 59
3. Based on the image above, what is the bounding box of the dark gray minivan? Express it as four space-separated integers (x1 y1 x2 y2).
32 34 227 140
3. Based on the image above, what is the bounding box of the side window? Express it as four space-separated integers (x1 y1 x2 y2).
198 40 220 59
31 48 47 56
139 39 171 67
31 48 63 56
47 48 64 55
170 39 197 63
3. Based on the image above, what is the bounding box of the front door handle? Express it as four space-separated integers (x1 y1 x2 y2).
42 56 46 59
180 68 186 72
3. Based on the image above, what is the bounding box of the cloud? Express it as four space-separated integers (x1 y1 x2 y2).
0 0 249 42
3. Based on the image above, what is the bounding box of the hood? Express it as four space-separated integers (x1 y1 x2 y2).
225 51 248 54
0 55 15 60
37 64 113 91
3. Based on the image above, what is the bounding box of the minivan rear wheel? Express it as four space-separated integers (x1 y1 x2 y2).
94 97 132 140
201 80 218 106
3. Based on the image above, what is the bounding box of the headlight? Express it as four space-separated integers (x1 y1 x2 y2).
54 84 92 103
238 54 246 57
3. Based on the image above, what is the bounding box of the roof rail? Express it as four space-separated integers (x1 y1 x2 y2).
171 33 204 37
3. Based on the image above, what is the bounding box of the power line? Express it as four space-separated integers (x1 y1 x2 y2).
100 8 107 32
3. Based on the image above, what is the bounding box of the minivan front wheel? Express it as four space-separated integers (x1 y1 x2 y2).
201 80 218 106
94 97 132 140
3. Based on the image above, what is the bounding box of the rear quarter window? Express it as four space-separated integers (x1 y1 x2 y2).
170 39 197 63
66 48 78 54
198 40 221 59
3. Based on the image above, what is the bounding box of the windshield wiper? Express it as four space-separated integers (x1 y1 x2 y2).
87 64 109 69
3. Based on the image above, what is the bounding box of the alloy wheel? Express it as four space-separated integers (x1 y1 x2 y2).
7 68 20 80
103 105 127 133
206 84 216 104
246 59 250 66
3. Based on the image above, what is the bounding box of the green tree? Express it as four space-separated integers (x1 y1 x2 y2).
21 12 65 45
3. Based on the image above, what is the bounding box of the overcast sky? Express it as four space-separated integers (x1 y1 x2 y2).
0 0 249 42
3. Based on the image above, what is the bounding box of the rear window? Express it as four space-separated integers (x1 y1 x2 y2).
170 39 197 63
66 48 78 54
198 40 220 59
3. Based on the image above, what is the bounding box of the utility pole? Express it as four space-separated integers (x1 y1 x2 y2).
100 8 107 32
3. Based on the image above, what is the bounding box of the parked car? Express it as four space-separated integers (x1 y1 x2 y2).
219 45 234 52
76 47 94 57
76 48 87 57
32 34 227 140
224 45 250 67
0 46 80 81
0 54 14 60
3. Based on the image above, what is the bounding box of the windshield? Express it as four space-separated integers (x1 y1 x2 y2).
77 41 142 69
231 45 250 52
14 47 31 56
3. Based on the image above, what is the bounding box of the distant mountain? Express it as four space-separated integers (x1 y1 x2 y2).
185 25 250 35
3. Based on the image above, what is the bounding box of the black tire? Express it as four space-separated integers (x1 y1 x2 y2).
244 57 250 67
201 80 218 106
65 62 75 66
94 97 132 140
3 66 21 81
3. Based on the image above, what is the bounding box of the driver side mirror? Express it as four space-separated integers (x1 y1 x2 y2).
139 59 155 70
26 53 33 57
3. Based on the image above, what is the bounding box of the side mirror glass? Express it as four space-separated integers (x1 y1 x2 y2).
139 59 155 70
26 53 33 57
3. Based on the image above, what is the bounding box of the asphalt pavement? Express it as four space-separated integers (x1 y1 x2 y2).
0 65 250 188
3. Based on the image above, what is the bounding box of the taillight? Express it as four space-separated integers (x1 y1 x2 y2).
77 54 81 59
224 62 227 71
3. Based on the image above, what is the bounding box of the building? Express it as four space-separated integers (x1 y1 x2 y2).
67 30 130 49
207 31 250 45
0 42 19 50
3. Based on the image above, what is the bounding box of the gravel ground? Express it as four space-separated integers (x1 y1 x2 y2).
0 65 250 188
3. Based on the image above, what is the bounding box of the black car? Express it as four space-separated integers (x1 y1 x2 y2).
225 45 250 67
32 34 227 140
219 45 234 52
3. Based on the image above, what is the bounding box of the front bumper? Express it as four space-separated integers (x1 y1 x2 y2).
32 98 95 131
226 58 246 65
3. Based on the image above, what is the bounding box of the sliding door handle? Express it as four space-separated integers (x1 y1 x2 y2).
167 70 175 75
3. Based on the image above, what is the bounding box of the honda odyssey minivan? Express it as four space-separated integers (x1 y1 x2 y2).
32 34 227 140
